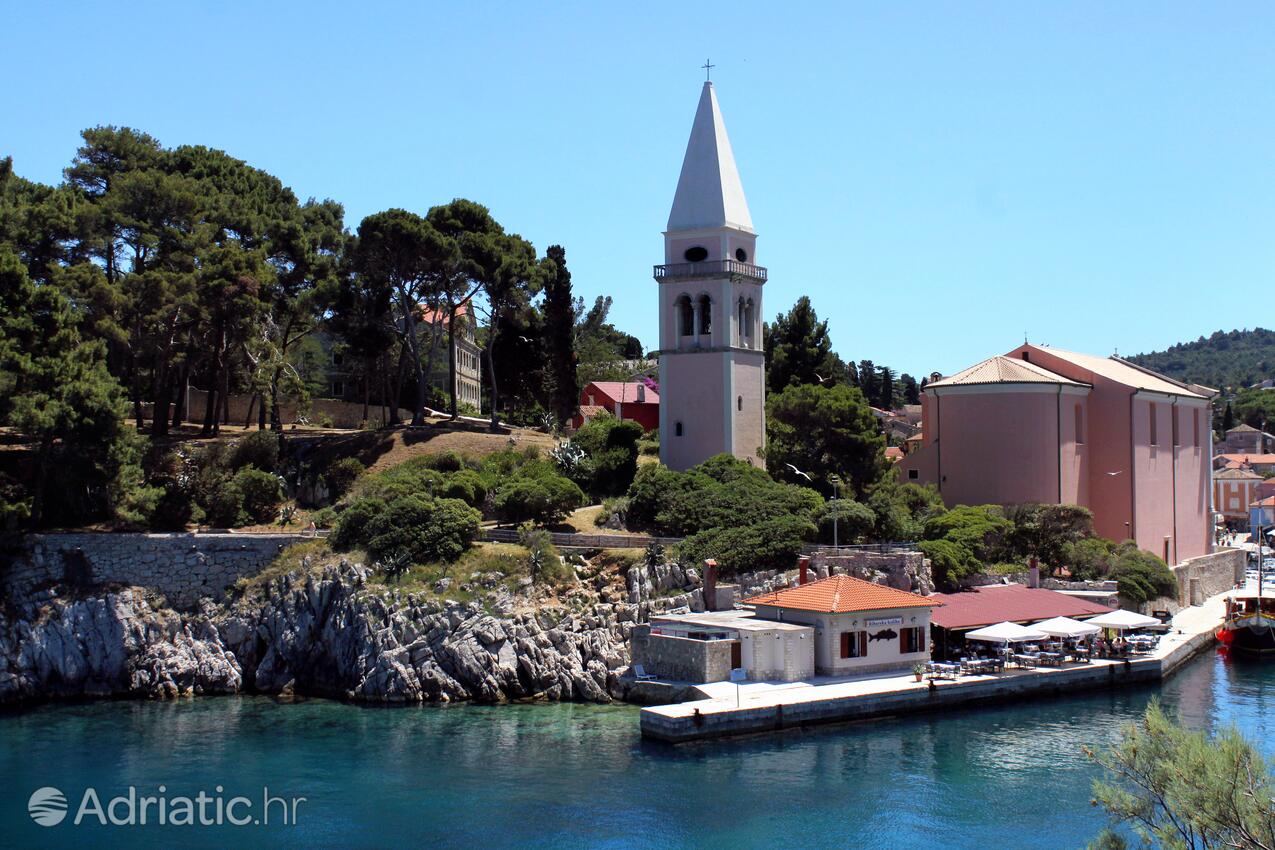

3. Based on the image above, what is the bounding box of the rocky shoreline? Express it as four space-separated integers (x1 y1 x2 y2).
0 547 930 708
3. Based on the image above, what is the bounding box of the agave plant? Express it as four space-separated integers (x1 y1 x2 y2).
643 541 665 570
375 551 412 584
550 439 586 474
278 505 297 527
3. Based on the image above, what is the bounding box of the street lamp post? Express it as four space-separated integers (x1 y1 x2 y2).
830 475 842 549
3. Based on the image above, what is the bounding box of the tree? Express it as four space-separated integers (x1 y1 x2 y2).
541 245 578 427
857 360 879 408
353 208 455 426
764 296 842 394
1085 699 1275 850
474 231 538 430
765 383 889 496
877 365 896 409
900 373 920 405
1223 401 1235 431
0 248 157 527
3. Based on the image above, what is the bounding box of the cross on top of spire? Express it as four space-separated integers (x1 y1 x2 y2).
702 59 714 81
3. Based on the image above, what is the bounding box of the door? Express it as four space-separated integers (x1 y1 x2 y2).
731 641 742 670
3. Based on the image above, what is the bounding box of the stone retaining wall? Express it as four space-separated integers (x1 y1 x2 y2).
3 533 311 608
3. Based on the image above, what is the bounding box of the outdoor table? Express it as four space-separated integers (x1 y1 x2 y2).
1071 648 1091 663
1011 653 1037 668
929 662 960 680
1037 652 1063 667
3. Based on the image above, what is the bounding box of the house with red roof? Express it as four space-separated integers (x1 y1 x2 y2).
571 380 659 432
744 574 941 676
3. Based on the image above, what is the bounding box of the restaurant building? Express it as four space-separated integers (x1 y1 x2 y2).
928 584 1114 659
744 575 941 676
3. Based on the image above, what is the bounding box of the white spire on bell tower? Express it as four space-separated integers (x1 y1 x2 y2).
666 81 754 233
655 76 768 472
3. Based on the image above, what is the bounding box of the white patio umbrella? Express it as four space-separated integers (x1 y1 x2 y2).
1085 610 1159 632
966 621 1048 644
1032 616 1100 638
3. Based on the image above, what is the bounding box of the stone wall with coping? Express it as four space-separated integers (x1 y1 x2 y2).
1159 547 1246 613
2 533 312 608
630 626 735 683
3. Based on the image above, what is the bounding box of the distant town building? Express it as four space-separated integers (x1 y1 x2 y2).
898 344 1215 565
571 381 659 432
656 82 767 470
1251 495 1275 532
1214 466 1264 529
1215 453 1275 477
1219 424 1275 455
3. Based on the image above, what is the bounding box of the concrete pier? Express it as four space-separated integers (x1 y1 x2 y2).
639 593 1225 743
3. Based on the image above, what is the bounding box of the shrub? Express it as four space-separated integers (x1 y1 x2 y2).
595 496 630 529
571 414 644 497
492 475 585 526
918 538 980 588
323 457 365 500
1108 544 1177 606
517 522 571 584
233 467 284 524
229 430 281 472
817 499 877 544
330 497 385 550
677 514 816 576
310 507 338 529
206 480 246 528
626 456 823 537
363 495 481 564
440 469 488 508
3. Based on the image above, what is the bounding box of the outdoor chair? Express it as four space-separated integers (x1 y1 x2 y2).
634 664 656 681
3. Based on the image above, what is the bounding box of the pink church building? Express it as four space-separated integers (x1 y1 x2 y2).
655 81 767 471
898 344 1216 565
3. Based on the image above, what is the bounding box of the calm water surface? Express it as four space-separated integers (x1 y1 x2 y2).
2 649 1274 849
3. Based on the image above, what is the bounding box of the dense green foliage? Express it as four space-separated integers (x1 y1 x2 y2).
1129 328 1275 391
764 296 921 413
679 515 818 576
322 457 365 500
765 382 889 496
1230 386 1275 431
332 494 481 565
557 412 643 498
491 475 585 526
0 130 649 530
1086 700 1275 850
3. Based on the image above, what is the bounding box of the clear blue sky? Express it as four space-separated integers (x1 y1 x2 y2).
5 2 1274 377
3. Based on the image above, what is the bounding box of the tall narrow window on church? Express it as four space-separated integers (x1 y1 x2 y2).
1172 407 1180 447
1193 408 1200 447
677 296 693 337
744 299 754 338
697 295 712 335
1149 402 1158 446
674 422 683 437
737 299 745 342
1074 404 1084 445
737 396 743 411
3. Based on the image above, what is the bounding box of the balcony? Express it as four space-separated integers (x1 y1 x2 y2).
653 259 768 282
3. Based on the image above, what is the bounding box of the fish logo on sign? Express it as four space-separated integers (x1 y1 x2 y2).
28 786 68 826
868 629 898 643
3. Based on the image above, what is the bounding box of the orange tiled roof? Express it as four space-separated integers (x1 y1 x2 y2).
1219 453 1275 466
744 574 940 614
885 446 904 461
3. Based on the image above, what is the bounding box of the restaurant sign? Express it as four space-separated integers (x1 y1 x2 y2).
865 616 903 627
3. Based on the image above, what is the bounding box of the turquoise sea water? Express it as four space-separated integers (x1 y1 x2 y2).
2 650 1274 849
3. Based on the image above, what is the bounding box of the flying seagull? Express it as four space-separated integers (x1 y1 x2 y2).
1105 470 1123 477
814 372 831 384
785 463 813 481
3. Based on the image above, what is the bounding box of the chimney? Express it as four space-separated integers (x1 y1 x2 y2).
703 559 717 609
798 555 811 585
1027 555 1040 589
636 383 646 403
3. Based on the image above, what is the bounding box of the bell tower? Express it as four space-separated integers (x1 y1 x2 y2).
656 81 767 471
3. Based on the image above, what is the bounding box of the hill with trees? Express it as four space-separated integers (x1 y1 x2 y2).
1127 328 1275 391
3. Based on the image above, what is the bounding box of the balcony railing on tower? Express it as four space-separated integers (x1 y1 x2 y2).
653 259 768 282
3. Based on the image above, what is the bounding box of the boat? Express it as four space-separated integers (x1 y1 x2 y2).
1219 525 1275 654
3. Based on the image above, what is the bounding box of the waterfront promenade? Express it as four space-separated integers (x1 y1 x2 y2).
640 592 1226 743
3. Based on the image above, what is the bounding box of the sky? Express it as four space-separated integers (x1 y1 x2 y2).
4 2 1274 377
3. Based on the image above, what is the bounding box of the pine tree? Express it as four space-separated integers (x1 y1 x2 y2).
877 365 896 409
901 373 920 405
763 296 842 394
